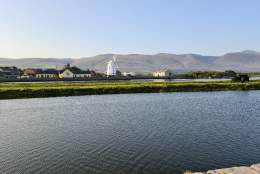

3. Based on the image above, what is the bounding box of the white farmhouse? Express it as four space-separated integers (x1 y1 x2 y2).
59 69 74 78
59 64 92 78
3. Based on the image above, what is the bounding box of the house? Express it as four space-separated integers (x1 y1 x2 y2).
153 69 172 77
23 68 37 76
23 68 42 78
36 69 59 78
0 66 21 79
59 64 92 78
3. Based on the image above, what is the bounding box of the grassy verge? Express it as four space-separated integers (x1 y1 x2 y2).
1 81 260 99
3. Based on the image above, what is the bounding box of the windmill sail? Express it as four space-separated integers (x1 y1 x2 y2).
113 56 119 69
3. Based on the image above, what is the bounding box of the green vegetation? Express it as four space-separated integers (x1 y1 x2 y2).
175 70 237 79
247 72 260 77
1 80 260 99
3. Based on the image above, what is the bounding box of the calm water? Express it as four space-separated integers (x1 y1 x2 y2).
0 91 260 174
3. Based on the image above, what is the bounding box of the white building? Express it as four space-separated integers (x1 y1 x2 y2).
153 69 172 77
122 72 136 76
106 56 117 76
59 69 74 78
59 65 92 78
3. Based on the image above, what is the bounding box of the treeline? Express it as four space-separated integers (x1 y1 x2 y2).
247 72 260 77
175 70 237 79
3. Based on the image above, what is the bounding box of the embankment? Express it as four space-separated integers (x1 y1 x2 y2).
1 81 260 99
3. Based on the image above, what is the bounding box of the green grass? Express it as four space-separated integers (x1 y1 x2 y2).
1 80 260 99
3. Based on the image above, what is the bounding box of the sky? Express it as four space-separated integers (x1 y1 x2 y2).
0 0 259 58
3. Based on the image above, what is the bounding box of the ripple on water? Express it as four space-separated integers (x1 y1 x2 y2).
0 91 260 174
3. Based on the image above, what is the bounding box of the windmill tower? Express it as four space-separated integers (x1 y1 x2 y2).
106 55 117 76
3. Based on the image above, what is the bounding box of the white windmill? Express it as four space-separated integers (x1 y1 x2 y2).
106 55 118 76
113 55 119 70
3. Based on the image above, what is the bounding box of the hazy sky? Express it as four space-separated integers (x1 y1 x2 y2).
0 0 259 58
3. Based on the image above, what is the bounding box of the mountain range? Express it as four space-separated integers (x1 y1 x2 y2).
1 50 260 73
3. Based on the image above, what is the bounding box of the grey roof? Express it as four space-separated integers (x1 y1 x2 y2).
61 67 91 74
37 69 59 74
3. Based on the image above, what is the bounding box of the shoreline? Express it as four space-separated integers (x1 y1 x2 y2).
1 81 260 99
190 163 260 174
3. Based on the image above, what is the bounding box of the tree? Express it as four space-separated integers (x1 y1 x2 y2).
224 70 237 77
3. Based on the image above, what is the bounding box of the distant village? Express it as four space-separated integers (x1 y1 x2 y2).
0 56 117 79
0 56 175 80
0 56 246 81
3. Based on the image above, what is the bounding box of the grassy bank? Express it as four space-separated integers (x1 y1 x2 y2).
1 81 260 99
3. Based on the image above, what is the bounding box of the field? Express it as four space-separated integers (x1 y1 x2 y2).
1 80 260 99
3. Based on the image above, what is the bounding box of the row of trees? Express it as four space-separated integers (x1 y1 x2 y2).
175 70 237 79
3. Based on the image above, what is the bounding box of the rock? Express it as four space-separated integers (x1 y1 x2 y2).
205 170 218 174
251 164 260 172
212 166 259 174
193 163 260 174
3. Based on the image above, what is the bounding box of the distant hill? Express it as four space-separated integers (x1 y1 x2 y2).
1 50 260 72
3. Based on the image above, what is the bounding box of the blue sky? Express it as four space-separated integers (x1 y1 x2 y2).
0 0 259 58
